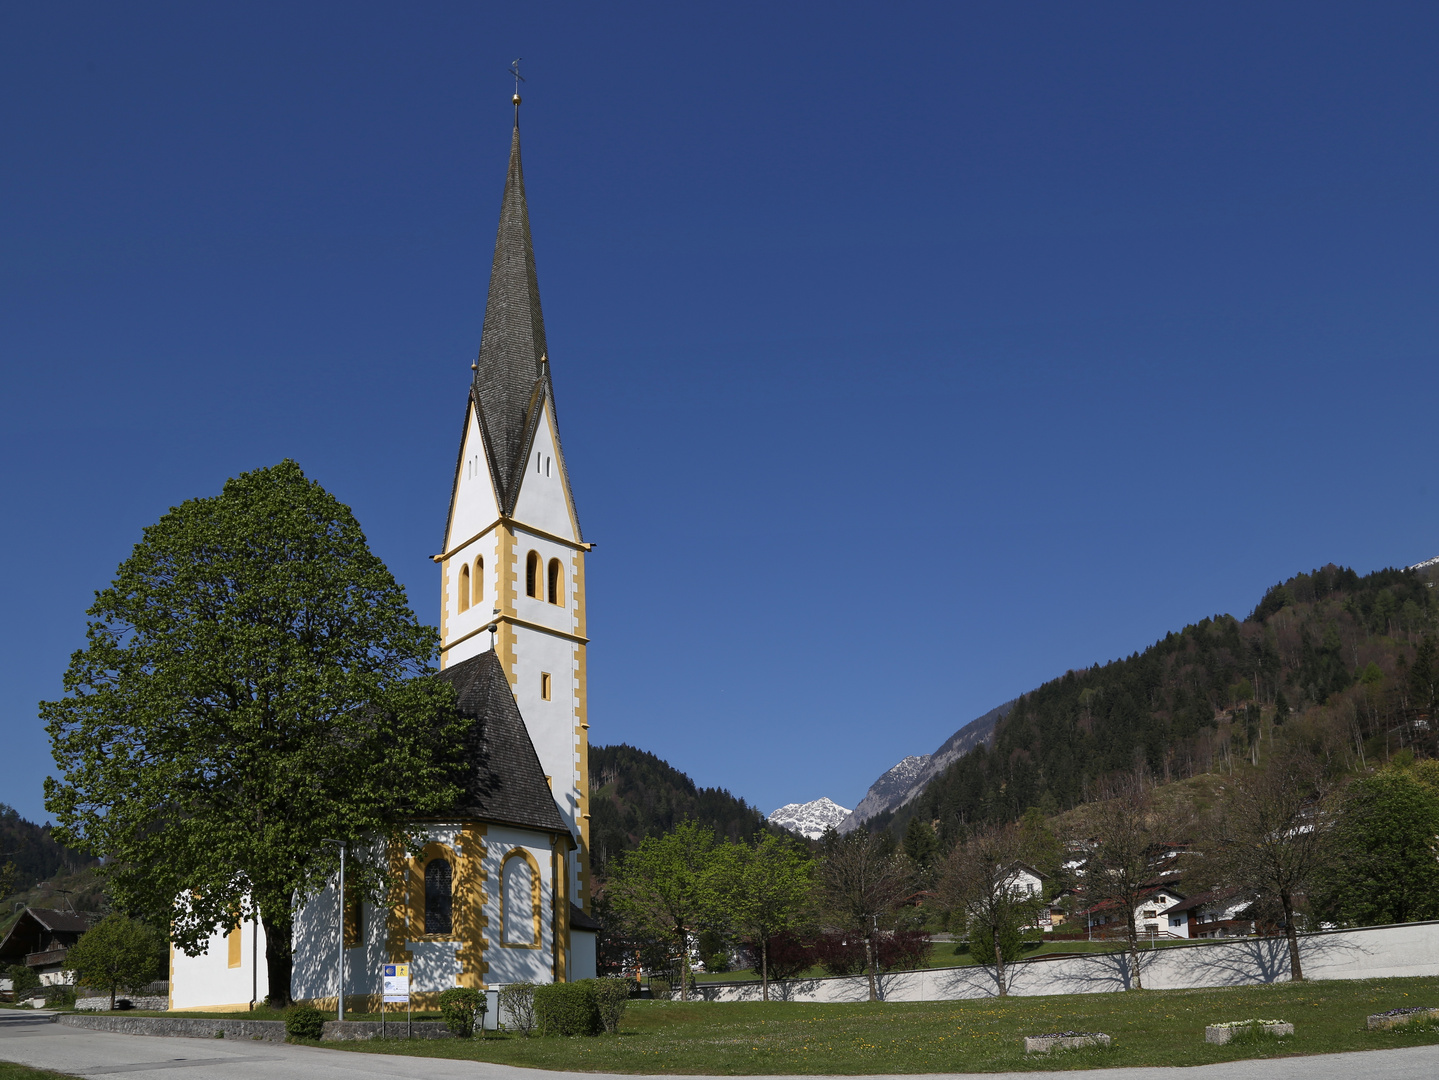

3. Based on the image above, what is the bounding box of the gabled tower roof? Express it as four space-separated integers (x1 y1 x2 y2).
473 118 549 508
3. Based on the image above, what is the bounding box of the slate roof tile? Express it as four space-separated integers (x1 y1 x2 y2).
435 650 570 836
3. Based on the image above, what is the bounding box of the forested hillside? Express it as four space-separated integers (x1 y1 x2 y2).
0 804 95 892
588 744 779 877
874 562 1439 841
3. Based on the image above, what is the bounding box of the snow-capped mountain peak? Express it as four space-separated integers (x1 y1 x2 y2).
768 797 851 840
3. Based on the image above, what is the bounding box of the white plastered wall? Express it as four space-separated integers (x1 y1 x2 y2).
510 402 578 541
448 408 501 548
170 914 269 1011
483 826 556 986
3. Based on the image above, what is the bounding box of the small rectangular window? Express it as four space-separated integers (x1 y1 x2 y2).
541 672 552 700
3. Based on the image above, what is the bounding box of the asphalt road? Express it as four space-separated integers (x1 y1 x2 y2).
5 1011 1439 1080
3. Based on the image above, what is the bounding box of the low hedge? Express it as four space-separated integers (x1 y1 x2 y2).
534 981 602 1037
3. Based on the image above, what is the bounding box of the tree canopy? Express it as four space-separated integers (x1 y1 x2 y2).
42 460 467 1003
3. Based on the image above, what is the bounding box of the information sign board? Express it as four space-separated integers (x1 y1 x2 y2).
382 963 410 1004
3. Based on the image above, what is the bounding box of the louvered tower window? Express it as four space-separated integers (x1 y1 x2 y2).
457 564 471 613
526 551 540 597
547 558 563 606
424 858 452 934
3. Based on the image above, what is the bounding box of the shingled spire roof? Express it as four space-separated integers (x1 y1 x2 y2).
473 118 549 509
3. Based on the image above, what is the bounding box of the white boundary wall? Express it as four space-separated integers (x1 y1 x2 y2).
698 921 1439 1004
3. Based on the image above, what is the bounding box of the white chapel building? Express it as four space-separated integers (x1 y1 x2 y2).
170 102 599 1011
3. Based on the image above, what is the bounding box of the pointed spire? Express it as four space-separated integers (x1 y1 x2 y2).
473 111 549 506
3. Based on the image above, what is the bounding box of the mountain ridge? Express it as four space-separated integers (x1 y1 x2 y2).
767 797 850 840
840 699 1017 831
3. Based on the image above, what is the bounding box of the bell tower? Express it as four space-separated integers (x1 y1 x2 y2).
436 100 591 910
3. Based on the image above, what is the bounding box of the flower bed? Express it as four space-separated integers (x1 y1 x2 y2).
1204 1020 1293 1045
1367 1006 1439 1031
1023 1031 1112 1053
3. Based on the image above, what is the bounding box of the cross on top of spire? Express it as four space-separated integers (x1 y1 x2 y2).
509 57 525 115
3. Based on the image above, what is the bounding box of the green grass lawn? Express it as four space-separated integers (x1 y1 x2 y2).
312 976 1439 1074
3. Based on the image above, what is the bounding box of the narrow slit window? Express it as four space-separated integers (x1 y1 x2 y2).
525 551 540 598
547 558 563 606
541 672 552 701
472 556 484 605
457 563 471 613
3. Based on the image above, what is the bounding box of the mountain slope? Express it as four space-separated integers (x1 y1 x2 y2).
877 561 1439 841
588 744 777 877
841 700 1016 831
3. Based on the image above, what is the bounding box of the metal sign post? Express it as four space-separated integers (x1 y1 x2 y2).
382 964 410 1039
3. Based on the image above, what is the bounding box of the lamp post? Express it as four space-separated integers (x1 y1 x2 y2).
322 839 347 1021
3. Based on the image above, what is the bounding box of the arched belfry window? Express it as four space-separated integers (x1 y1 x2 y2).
525 551 540 598
472 556 484 606
424 858 452 935
457 564 471 613
547 558 563 606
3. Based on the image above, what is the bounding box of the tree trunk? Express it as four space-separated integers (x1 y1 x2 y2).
993 928 1007 997
759 937 771 1006
262 912 293 1007
678 925 690 1003
109 982 117 1011
1126 913 1143 990
864 932 877 1002
1281 892 1303 981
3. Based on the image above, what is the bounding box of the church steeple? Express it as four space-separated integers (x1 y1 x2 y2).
472 112 549 511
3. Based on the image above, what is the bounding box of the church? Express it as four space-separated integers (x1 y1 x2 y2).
169 98 599 1011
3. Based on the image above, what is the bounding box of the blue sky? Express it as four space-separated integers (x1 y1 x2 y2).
4 2 1438 826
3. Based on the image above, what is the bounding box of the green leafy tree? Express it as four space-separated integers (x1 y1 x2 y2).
42 460 467 1004
7 963 40 998
606 820 728 1001
62 915 166 1010
816 830 912 1002
726 833 815 1001
1319 767 1439 928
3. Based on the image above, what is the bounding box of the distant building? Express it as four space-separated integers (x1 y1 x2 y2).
0 908 92 986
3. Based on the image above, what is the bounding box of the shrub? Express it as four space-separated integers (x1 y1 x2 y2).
47 986 77 1009
876 930 931 973
284 1004 325 1040
812 932 866 976
534 981 601 1037
498 983 536 1036
592 977 630 1034
648 978 672 1001
7 964 40 997
437 987 486 1038
757 931 817 982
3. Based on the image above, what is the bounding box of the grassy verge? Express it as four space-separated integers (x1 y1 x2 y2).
315 975 1439 1074
0 1065 82 1080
